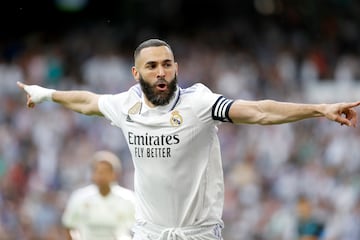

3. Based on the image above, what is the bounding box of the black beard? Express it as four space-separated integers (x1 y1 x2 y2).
139 75 178 106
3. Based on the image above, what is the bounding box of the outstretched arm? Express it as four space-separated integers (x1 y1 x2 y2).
229 99 360 127
17 82 103 116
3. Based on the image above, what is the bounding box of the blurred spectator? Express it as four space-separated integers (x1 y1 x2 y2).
296 196 325 240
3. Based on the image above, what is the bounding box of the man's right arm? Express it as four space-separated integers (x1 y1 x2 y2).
52 90 102 116
17 82 103 116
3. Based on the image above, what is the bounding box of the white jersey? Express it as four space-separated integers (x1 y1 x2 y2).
98 83 233 229
62 183 136 240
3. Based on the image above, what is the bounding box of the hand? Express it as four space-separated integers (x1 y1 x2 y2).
17 81 55 108
325 101 360 127
17 81 35 108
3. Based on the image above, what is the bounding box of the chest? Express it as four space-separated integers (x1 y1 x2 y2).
80 197 131 225
126 108 210 157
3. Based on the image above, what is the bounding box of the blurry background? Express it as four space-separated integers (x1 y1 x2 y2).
1 0 360 239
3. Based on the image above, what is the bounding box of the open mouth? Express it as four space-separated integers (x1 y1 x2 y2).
156 83 168 91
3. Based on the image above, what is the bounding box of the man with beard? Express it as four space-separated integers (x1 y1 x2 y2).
17 39 360 240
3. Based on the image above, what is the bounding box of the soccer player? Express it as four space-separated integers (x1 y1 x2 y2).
18 39 360 240
62 150 136 240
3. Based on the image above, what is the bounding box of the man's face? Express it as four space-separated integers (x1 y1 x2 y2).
92 161 116 188
132 46 178 107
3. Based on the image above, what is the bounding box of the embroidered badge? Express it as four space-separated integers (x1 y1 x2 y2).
170 110 183 127
127 102 142 122
128 102 142 115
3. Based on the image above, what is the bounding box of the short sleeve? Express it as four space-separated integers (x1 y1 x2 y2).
187 83 234 123
211 96 234 122
98 94 124 127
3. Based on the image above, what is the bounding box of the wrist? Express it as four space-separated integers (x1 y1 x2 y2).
315 104 326 117
43 88 55 101
24 85 56 103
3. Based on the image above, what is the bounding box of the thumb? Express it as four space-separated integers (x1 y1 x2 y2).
17 81 26 90
336 115 351 127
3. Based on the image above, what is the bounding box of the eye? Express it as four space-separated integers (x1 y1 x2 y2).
164 62 172 68
146 63 156 69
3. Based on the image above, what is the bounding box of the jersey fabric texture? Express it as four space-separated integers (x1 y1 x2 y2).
98 83 233 239
62 183 136 240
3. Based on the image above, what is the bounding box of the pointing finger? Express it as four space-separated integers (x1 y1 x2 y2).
17 81 26 89
345 101 360 108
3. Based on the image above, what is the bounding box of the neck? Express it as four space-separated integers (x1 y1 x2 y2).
98 185 111 196
144 97 155 108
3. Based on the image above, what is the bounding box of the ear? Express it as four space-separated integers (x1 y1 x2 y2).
132 66 140 81
175 62 179 75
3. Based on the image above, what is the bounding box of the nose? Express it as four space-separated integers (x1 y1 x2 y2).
157 66 165 78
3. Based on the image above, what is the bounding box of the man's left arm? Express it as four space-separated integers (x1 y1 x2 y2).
228 99 360 127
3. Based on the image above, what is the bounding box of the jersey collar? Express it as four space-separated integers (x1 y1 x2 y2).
141 86 180 114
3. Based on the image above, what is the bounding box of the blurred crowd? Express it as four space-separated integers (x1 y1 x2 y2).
2 5 360 239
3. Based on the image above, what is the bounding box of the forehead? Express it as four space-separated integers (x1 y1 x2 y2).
94 161 113 171
136 46 174 66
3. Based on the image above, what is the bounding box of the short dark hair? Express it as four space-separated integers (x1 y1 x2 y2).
134 39 173 61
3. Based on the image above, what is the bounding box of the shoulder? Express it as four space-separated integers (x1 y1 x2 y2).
180 83 221 107
99 84 141 107
111 185 136 202
98 84 142 120
69 184 97 201
181 83 213 96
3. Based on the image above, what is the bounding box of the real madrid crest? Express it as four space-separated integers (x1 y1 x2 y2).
170 110 183 127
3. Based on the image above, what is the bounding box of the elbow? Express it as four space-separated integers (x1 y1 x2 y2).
82 95 102 116
258 119 279 125
256 114 276 125
250 112 284 125
233 113 272 125
255 100 281 125
79 107 102 116
258 116 294 125
75 101 102 116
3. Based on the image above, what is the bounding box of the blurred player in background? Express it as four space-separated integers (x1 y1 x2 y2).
62 150 136 240
18 39 360 240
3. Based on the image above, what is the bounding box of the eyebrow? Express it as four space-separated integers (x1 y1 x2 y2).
145 59 173 66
